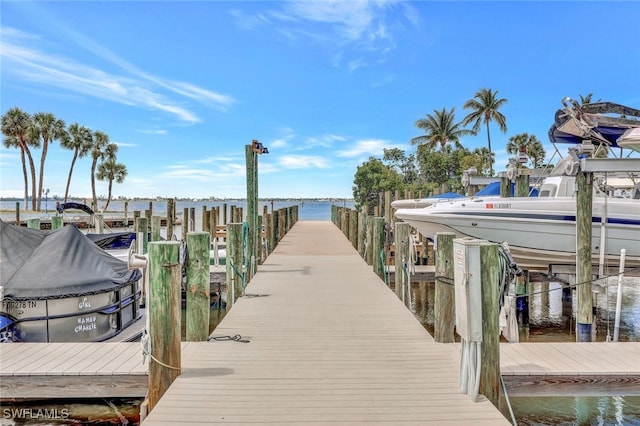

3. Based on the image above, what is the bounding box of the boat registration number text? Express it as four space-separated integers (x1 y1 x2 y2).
485 203 511 209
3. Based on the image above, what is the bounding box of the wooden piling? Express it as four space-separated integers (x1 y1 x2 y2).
124 201 129 227
434 232 456 343
394 222 411 305
150 216 161 242
366 215 374 266
246 144 258 282
186 232 211 341
515 271 530 341
372 217 385 280
479 241 500 406
576 170 593 342
15 202 20 226
136 217 149 254
147 241 181 412
226 223 244 310
515 173 529 197
357 212 366 259
349 210 358 248
166 198 175 241
51 216 63 230
182 208 188 241
189 207 196 231
500 176 511 198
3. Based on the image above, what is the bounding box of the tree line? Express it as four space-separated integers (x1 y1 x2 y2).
1 107 128 212
353 87 551 211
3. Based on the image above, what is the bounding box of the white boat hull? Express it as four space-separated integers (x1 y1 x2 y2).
395 196 640 271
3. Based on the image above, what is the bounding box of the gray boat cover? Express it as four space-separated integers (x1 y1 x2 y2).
1 220 141 300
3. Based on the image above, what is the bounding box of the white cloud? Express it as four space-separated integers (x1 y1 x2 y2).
279 155 330 169
1 27 235 123
233 0 414 70
336 139 388 157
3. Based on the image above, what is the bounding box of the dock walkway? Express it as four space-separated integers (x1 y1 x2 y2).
142 221 509 425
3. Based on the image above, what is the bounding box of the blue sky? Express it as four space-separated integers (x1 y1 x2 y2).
1 1 639 200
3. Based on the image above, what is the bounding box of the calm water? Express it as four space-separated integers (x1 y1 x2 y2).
0 199 355 223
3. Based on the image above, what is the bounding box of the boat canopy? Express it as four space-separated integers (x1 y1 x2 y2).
0 220 141 300
56 202 95 215
548 100 640 148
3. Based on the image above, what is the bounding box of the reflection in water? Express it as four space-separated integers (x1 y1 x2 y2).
506 396 640 426
408 277 640 342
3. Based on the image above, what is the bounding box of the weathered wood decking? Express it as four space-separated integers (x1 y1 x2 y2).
142 221 509 425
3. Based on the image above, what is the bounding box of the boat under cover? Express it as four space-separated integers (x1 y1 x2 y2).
0 220 142 342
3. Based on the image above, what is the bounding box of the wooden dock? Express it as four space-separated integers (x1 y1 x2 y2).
2 221 639 423
142 221 509 425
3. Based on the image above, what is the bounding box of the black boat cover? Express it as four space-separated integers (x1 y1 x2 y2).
0 220 141 300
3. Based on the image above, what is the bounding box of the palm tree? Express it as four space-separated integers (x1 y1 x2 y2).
471 147 495 175
506 133 546 168
61 123 94 202
462 88 508 175
90 131 118 210
96 159 127 210
411 107 475 151
1 108 39 210
33 112 67 210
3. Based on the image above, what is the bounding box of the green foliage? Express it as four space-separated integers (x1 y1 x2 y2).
352 157 404 212
382 148 419 184
416 145 471 193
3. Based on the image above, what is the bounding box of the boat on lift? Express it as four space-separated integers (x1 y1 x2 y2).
396 99 640 271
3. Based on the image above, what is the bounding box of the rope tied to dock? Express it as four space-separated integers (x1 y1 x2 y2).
208 334 250 343
140 329 182 371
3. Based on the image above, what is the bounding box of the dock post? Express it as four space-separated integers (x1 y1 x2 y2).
516 271 530 341
186 232 211 341
434 232 456 343
182 208 189 241
576 170 593 342
15 202 20 226
226 223 244 310
26 218 40 229
394 222 411 306
515 172 529 197
349 210 358 248
166 198 175 240
136 217 149 255
357 211 366 258
245 143 258 282
384 191 392 224
189 207 196 231
150 216 162 242
500 176 511 198
51 216 63 230
95 213 104 234
366 215 374 266
480 241 500 406
124 201 129 227
147 241 181 412
209 208 218 246
372 217 386 280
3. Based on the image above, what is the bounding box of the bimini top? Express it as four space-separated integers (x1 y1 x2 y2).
0 220 141 300
548 99 640 148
